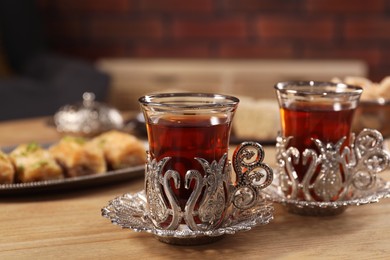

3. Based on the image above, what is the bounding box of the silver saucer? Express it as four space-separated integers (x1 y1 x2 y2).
263 172 390 216
101 190 273 245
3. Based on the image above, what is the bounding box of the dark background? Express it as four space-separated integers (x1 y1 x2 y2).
35 0 390 82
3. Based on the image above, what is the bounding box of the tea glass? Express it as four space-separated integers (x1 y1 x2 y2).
139 93 273 243
274 81 364 214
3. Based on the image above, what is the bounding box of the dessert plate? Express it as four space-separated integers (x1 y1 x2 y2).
0 165 144 195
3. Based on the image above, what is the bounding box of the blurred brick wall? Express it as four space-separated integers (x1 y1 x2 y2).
36 0 390 81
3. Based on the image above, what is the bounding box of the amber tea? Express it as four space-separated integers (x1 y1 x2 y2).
281 103 355 181
147 114 231 208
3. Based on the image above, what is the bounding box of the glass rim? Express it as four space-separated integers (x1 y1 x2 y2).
274 81 363 96
138 92 240 109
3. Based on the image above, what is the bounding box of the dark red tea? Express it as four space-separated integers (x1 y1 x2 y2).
146 114 231 209
280 103 355 185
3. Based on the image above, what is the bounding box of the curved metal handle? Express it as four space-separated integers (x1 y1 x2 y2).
231 142 274 210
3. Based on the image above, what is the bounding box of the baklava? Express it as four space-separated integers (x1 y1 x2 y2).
90 130 146 169
10 143 63 182
0 150 15 184
50 136 106 177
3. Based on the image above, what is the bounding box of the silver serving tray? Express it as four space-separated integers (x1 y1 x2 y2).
0 165 144 195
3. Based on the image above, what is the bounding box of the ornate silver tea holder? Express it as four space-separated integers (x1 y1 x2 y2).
102 142 274 245
263 128 390 216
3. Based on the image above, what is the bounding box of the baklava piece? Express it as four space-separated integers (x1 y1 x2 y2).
91 130 146 170
10 143 63 182
49 136 106 177
0 150 15 184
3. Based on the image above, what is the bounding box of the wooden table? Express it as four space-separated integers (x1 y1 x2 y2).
1 117 390 259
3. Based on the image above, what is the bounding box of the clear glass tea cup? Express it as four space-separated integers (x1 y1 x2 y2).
274 81 363 202
139 93 239 228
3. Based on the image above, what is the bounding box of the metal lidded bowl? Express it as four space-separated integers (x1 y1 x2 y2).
54 92 124 137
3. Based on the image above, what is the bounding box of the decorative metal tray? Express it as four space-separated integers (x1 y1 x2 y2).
0 165 144 195
102 190 274 245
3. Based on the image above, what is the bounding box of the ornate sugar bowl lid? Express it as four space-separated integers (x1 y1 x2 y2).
54 92 124 136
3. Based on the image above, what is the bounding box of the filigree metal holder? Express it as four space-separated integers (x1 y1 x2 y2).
102 142 274 245
265 128 390 216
